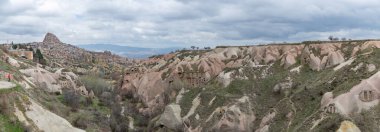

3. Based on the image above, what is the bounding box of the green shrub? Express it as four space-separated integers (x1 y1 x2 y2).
80 75 111 96
62 89 81 111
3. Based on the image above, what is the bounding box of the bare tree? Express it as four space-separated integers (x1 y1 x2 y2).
63 89 81 111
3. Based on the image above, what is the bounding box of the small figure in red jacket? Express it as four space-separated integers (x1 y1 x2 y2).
6 73 11 82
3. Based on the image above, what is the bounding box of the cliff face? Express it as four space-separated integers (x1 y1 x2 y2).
118 40 380 131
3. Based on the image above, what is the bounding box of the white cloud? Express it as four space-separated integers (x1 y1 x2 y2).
1 0 380 48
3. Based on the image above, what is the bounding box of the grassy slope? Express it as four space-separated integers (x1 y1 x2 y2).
178 43 380 131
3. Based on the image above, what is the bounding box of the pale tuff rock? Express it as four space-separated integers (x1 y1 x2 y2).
213 104 255 131
25 98 85 132
259 112 276 129
175 88 185 104
272 77 293 94
361 41 380 49
309 53 322 71
321 71 380 116
256 125 269 132
213 96 255 131
336 121 361 132
19 67 88 95
20 68 62 93
13 104 31 127
321 92 334 108
326 50 345 67
255 111 276 132
281 53 297 68
195 114 200 120
0 81 16 89
183 94 201 119
217 69 248 87
290 65 302 73
217 71 233 87
334 58 355 71
367 64 376 72
121 41 380 118
208 96 216 106
156 104 183 130
351 63 364 71
7 56 20 67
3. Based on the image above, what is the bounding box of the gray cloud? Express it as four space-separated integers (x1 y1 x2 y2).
1 0 380 47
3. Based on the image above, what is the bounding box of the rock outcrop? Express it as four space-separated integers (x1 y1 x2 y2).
212 96 255 131
321 71 380 115
115 40 380 131
43 32 62 44
24 98 85 132
20 66 88 95
156 104 183 130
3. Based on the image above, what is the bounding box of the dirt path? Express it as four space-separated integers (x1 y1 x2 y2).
0 81 16 89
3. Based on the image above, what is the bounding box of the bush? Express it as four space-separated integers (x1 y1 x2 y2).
74 115 88 129
110 103 129 132
62 89 81 111
80 75 111 96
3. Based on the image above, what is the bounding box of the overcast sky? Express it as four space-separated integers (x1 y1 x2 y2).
1 0 380 48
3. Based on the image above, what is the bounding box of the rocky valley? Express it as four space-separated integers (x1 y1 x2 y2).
1 33 380 132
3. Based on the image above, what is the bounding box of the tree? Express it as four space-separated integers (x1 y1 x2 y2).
341 37 347 41
190 46 195 50
36 49 46 65
328 36 334 41
12 44 17 50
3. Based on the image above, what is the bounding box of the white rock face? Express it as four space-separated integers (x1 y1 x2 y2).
20 68 61 93
0 81 16 89
7 57 20 67
290 65 302 73
157 104 183 130
25 98 85 132
213 96 255 132
333 58 355 71
367 64 376 72
217 71 233 87
321 71 380 116
309 54 322 71
327 51 345 67
183 94 201 119
20 67 87 95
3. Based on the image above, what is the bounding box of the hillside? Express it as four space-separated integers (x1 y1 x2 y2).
115 40 380 131
1 37 380 131
0 33 131 131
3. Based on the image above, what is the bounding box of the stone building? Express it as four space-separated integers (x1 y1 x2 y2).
8 50 33 60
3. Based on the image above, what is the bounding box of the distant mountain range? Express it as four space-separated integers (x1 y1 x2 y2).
77 44 182 58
